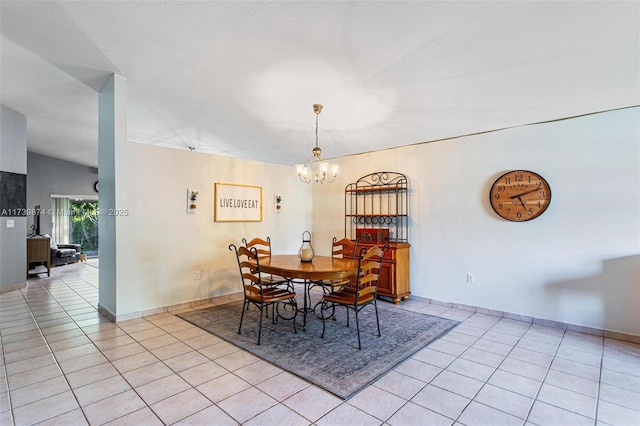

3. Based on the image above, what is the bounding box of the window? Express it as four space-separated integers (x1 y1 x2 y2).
69 200 99 256
51 196 99 257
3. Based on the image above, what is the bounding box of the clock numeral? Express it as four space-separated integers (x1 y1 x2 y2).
497 185 505 192
504 177 511 184
536 182 542 190
494 193 500 200
528 208 534 216
506 207 511 216
539 191 546 198
514 173 524 182
498 202 504 209
516 211 522 219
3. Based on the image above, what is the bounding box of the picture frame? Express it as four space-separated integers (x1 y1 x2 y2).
214 182 262 222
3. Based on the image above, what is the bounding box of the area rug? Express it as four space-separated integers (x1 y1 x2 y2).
177 296 458 399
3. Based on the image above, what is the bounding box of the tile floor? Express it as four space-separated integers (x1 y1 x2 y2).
1 262 639 425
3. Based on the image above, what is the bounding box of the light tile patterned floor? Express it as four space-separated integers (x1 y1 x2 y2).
1 262 639 425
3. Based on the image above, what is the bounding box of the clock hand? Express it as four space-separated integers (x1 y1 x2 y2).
510 187 540 199
517 196 527 210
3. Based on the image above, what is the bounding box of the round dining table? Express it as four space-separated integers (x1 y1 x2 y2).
256 255 359 281
251 255 360 329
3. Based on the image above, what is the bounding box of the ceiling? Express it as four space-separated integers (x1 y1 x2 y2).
1 1 638 169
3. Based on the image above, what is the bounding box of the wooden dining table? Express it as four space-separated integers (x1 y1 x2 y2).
252 255 360 329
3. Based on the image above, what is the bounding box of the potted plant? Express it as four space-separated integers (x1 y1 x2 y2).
189 191 198 209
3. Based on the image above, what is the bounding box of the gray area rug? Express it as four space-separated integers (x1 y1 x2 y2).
177 295 458 399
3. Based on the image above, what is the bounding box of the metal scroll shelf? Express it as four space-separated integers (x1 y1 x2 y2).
345 171 409 243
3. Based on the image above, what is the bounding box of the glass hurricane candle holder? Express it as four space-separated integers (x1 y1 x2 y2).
297 231 314 262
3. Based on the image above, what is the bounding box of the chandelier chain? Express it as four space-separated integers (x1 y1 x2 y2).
315 113 319 148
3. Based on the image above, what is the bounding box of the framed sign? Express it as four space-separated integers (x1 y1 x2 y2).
214 183 262 222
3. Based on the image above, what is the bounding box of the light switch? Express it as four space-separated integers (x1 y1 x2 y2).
7 220 14 228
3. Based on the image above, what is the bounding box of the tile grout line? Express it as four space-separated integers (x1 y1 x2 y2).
594 335 605 425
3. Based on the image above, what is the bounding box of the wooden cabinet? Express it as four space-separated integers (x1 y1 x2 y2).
345 172 410 303
358 241 410 304
27 237 50 277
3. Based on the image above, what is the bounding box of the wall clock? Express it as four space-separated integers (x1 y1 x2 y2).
489 170 551 222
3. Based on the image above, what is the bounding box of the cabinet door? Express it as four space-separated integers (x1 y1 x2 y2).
376 261 394 297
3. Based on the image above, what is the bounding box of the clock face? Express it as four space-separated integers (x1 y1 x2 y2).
489 170 551 222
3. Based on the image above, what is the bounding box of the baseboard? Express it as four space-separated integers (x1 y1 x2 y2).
409 295 640 344
104 293 241 323
0 282 27 294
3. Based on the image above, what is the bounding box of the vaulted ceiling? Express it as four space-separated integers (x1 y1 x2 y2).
1 1 638 168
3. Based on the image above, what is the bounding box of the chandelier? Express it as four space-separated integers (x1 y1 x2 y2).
295 104 338 184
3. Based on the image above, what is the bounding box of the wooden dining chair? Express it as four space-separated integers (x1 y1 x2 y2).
311 237 357 318
241 237 291 288
315 237 357 289
319 244 386 349
229 244 297 345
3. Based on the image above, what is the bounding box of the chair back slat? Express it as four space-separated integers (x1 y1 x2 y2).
242 237 272 257
332 237 356 259
354 245 386 298
230 244 264 290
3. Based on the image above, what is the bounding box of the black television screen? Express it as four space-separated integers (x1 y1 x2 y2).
29 205 41 236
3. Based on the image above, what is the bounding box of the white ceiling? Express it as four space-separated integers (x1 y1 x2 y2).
1 1 638 169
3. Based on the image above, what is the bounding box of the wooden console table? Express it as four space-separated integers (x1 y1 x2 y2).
27 237 50 277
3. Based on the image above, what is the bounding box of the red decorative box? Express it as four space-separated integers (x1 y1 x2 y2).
356 228 390 244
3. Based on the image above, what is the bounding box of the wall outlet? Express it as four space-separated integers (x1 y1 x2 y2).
467 274 475 284
6 219 14 228
194 271 201 280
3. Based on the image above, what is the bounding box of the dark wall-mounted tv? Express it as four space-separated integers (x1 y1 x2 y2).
29 205 42 237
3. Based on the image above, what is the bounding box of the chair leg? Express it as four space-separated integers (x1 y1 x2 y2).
238 300 247 335
354 307 361 350
257 305 264 345
320 300 328 338
292 300 298 335
374 299 381 337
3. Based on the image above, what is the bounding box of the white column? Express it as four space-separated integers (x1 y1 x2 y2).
98 74 126 318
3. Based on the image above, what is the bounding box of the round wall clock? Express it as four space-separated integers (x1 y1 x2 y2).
489 170 551 222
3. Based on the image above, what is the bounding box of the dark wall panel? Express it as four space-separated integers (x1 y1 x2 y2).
0 171 27 216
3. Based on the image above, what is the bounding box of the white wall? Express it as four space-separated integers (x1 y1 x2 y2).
109 107 639 336
113 142 313 317
314 107 640 335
